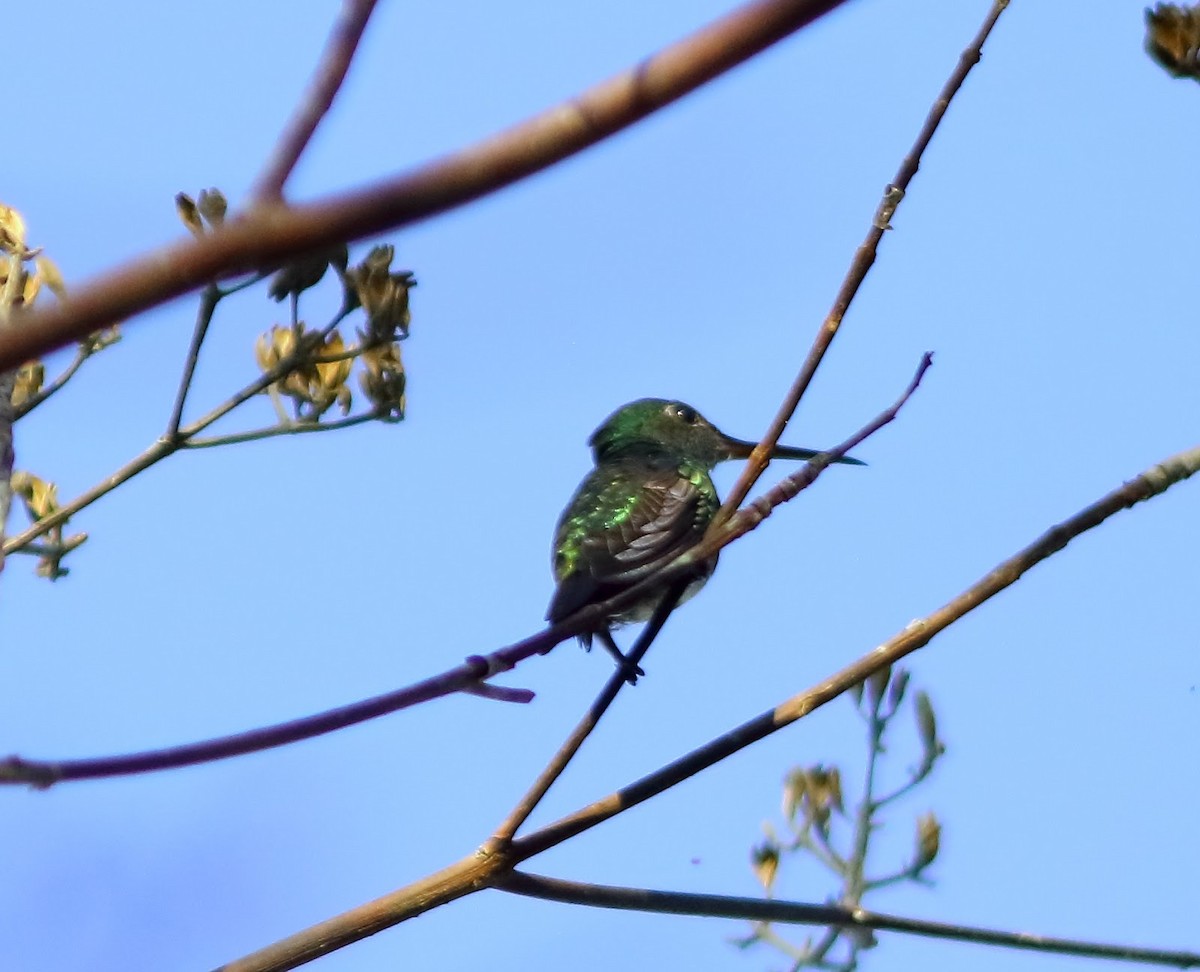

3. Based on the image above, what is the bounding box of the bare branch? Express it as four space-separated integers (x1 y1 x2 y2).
205 441 1200 971
0 355 923 786
1 305 354 556
165 284 221 439
488 582 686 848
12 343 90 419
251 0 382 202
715 0 1010 526
512 443 1200 860
0 654 532 788
0 0 854 374
497 872 1200 969
182 411 383 450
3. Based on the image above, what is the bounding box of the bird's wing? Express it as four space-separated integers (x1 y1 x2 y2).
547 465 709 623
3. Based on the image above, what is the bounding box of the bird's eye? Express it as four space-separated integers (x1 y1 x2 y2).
667 403 698 424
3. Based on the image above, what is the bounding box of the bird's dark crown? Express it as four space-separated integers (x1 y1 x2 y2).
588 398 732 467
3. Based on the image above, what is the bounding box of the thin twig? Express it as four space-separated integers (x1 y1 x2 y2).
1 305 354 556
845 689 886 903
714 0 1009 528
488 583 686 848
251 0 382 202
0 652 533 788
0 0 856 374
182 411 382 450
511 443 1200 861
7 534 87 559
13 343 90 420
216 271 271 299
165 284 220 439
496 872 1200 969
0 356 923 786
206 433 1200 972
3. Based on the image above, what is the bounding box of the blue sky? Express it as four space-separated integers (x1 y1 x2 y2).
4 1 1198 970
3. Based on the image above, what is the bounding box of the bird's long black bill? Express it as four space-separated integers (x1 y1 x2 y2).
722 435 866 466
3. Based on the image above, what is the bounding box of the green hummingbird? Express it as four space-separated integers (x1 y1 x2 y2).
547 398 864 681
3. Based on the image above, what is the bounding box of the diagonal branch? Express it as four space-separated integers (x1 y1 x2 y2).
0 0 855 374
714 0 1010 527
251 0 382 202
165 283 221 438
488 582 687 848
1 305 354 557
496 872 1200 969
209 436 1200 972
0 356 925 787
0 657 533 788
12 342 90 420
512 441 1200 860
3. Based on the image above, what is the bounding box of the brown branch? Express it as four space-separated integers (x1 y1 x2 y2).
203 359 929 968
0 0 855 375
496 872 1200 968
165 284 221 438
0 656 533 788
1 306 354 556
251 0 382 202
488 582 687 848
714 0 1009 527
511 442 1200 860
0 356 923 787
210 431 1200 972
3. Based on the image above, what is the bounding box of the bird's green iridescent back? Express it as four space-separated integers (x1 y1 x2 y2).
547 453 721 626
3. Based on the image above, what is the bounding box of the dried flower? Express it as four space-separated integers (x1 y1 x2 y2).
11 361 44 409
255 323 353 420
359 340 406 420
1146 3 1200 79
346 245 415 339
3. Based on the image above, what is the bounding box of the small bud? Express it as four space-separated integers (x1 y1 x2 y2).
175 193 205 237
35 256 67 300
806 765 844 819
782 769 807 823
914 690 938 754
0 203 28 254
914 811 941 870
11 361 45 409
750 842 779 891
886 667 911 711
196 188 227 227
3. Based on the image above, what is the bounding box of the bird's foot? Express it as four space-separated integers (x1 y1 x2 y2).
597 629 644 685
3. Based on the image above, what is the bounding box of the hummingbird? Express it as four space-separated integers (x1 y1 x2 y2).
547 398 864 682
